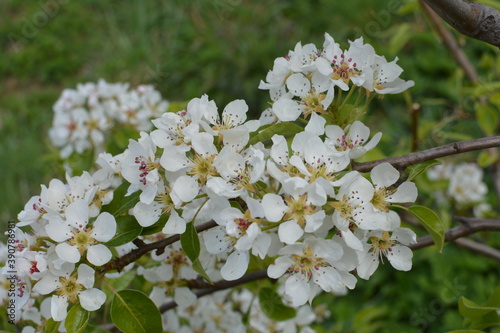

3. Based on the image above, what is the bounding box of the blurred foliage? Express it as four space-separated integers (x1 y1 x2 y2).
1 0 500 332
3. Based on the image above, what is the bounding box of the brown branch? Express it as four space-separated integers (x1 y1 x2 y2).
419 0 480 83
352 136 500 173
409 216 500 250
454 238 500 261
422 0 500 48
103 220 218 273
159 269 270 313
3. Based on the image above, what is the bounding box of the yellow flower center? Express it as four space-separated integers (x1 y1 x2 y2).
56 275 83 304
369 231 395 262
68 228 97 255
329 195 355 220
290 246 326 278
371 188 389 212
302 92 326 118
189 154 217 185
284 195 317 228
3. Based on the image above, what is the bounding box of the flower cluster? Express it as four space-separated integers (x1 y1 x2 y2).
4 34 419 332
259 32 414 124
427 162 492 216
49 79 169 158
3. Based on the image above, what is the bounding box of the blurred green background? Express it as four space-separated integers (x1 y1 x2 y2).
1 0 499 332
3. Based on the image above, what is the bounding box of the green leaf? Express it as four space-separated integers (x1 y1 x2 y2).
406 159 441 182
180 222 212 282
477 150 498 168
468 310 500 330
408 205 445 252
180 222 200 262
490 92 500 106
45 319 60 333
102 270 137 300
110 290 162 333
65 304 90 333
446 330 486 333
258 287 296 321
476 103 499 136
192 258 212 283
248 122 303 146
459 297 498 319
102 182 140 217
105 215 142 247
485 285 500 307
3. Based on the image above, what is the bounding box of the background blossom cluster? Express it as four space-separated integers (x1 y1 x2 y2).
49 79 170 158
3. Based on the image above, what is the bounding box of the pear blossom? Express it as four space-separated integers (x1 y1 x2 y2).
315 36 375 108
122 132 162 204
33 264 106 321
267 237 347 307
357 227 417 280
204 197 271 280
448 163 487 203
370 162 418 213
324 120 382 160
363 55 415 94
258 56 291 100
45 200 116 266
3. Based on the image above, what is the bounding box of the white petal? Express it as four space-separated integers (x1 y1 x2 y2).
162 210 186 235
192 132 217 157
357 251 379 280
252 233 272 259
222 99 248 126
262 193 287 222
270 134 289 166
203 227 230 254
51 295 69 321
55 243 81 263
387 182 418 203
286 73 310 97
282 177 309 196
391 227 417 245
45 219 72 242
33 273 60 295
285 275 310 307
272 98 302 122
312 239 343 263
160 145 191 172
341 230 364 252
87 244 113 266
220 251 249 281
172 176 199 203
79 288 106 311
92 212 116 242
65 199 89 229
387 244 413 271
371 162 399 188
314 266 341 292
304 210 326 233
174 287 197 308
133 201 163 227
278 220 304 244
246 197 264 219
305 112 326 135
315 57 333 76
77 264 95 288
267 256 294 279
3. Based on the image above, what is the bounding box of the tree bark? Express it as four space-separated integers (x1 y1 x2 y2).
423 0 500 48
